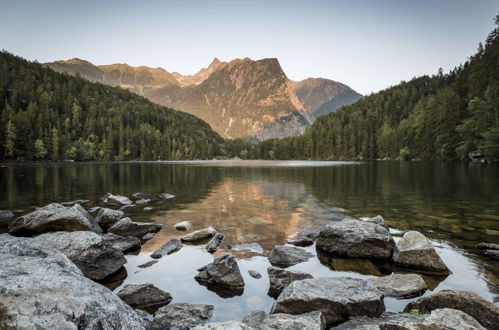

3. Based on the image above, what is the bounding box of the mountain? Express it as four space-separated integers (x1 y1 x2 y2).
0 51 224 161
46 57 362 140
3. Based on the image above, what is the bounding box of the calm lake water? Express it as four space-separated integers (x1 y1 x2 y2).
1 160 498 321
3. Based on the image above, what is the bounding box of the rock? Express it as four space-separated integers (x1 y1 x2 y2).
174 221 192 231
476 242 499 250
159 193 175 200
61 199 90 206
0 234 148 329
248 270 262 279
35 231 126 281
267 266 313 298
132 192 144 198
195 253 245 297
108 217 163 238
268 245 313 267
335 308 485 329
206 233 224 253
102 233 141 252
287 237 314 246
260 311 326 330
316 220 395 259
483 249 499 259
367 274 427 298
104 193 133 206
0 210 14 221
359 215 388 228
271 277 385 326
95 207 124 229
150 303 214 330
181 226 217 242
404 290 499 329
151 238 183 259
136 198 152 205
141 232 155 240
143 207 153 211
293 228 321 241
88 206 101 213
230 243 264 253
393 231 451 274
117 283 172 313
242 311 267 328
138 260 158 268
8 203 102 236
191 321 252 330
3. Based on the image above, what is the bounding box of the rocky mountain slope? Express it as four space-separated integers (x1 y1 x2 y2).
46 57 362 140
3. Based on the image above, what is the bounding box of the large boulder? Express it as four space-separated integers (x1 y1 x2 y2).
260 311 326 330
35 231 126 281
103 193 133 206
404 290 499 329
117 283 172 313
268 245 313 267
102 233 141 253
367 273 427 298
195 253 245 297
0 234 148 329
393 231 450 274
267 266 313 298
8 203 102 236
150 303 214 330
95 208 124 229
316 220 395 259
271 277 385 326
151 238 183 259
181 226 217 242
206 233 224 253
108 217 163 239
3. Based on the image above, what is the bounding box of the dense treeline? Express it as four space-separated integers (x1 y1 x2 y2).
252 18 499 161
0 51 225 161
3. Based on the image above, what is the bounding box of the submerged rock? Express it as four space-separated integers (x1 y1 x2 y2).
117 283 172 313
195 253 245 297
95 208 124 229
159 193 175 200
271 277 385 326
173 221 192 231
404 290 499 329
0 234 148 329
0 210 14 221
367 273 427 298
138 260 158 268
316 220 395 259
151 238 183 259
102 233 141 253
248 270 262 279
393 231 451 274
8 203 102 236
150 303 214 330
35 231 126 281
108 217 163 238
230 242 264 254
267 266 313 298
181 226 217 242
268 245 313 267
103 193 133 206
206 233 224 253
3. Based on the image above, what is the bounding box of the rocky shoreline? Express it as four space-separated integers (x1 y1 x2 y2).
0 194 498 329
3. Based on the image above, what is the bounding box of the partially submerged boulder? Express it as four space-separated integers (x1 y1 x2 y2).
287 228 321 246
0 210 14 221
0 234 148 329
103 193 133 206
136 198 152 205
35 231 126 281
367 273 427 298
206 233 224 253
174 221 192 231
404 290 499 330
95 208 124 229
151 238 183 259
248 270 262 279
117 283 172 313
267 266 313 298
316 220 395 259
8 203 102 236
159 193 175 200
102 233 141 253
150 303 214 330
108 217 163 238
195 253 245 297
181 226 217 242
393 231 451 274
268 245 313 267
271 277 385 326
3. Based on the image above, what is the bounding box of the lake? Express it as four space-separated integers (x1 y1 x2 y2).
1 160 498 321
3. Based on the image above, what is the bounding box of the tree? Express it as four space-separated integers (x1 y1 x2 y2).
34 139 47 159
3 120 16 159
51 128 60 161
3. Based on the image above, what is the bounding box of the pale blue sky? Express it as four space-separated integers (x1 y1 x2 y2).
0 0 497 94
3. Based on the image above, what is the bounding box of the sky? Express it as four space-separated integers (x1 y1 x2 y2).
0 0 497 95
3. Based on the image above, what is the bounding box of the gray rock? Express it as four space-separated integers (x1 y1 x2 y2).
287 237 314 247
181 226 217 242
195 253 245 297
141 232 155 240
404 290 499 329
9 203 102 236
191 321 253 330
117 283 172 313
88 206 101 213
104 193 133 205
260 311 326 330
173 221 192 231
108 217 163 238
267 266 313 298
268 245 313 267
132 192 144 198
143 207 153 211
159 193 175 200
476 242 499 250
35 231 126 281
0 210 14 221
287 228 321 247
136 198 152 205
61 199 90 206
151 238 183 259
242 311 267 328
334 308 485 329
150 303 214 330
271 277 385 326
359 215 388 228
138 260 158 268
230 243 264 253
483 249 499 259
95 207 124 229
248 270 262 279
0 234 148 329
393 231 451 274
367 273 427 298
316 220 395 259
206 233 224 253
102 233 141 253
